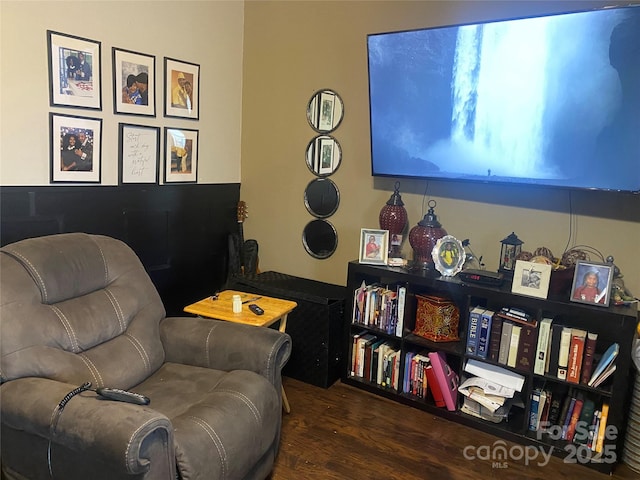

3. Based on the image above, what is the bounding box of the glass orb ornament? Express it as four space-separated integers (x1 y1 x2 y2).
409 200 447 270
379 181 408 258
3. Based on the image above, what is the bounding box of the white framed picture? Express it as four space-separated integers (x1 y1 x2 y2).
359 228 389 265
50 112 102 183
511 260 552 299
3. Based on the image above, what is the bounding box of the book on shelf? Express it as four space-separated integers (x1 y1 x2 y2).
355 333 376 378
595 403 610 453
538 389 552 431
498 321 513 365
516 323 537 372
477 309 495 359
547 323 564 379
557 326 573 380
464 358 525 392
428 351 459 411
350 330 368 376
466 306 484 356
557 387 575 433
507 324 521 368
567 329 587 384
561 394 577 440
488 313 504 362
496 307 537 327
424 361 446 407
588 409 601 451
580 332 598 385
352 281 367 324
368 338 386 382
461 396 511 424
591 363 616 388
588 343 619 387
574 398 596 444
534 317 553 376
564 392 584 441
529 388 542 431
395 285 406 337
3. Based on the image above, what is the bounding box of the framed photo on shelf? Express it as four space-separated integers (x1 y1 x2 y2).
112 48 155 116
118 123 160 184
358 228 389 265
164 127 199 183
164 57 200 120
50 112 102 183
511 260 552 299
570 260 614 307
47 30 101 110
431 235 465 277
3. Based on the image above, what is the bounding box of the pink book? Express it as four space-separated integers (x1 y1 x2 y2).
427 351 459 411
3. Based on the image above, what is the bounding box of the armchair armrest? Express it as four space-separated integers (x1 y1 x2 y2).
160 316 291 385
0 377 174 476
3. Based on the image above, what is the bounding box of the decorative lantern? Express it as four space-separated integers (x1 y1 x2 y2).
379 181 408 258
409 200 447 270
499 232 524 278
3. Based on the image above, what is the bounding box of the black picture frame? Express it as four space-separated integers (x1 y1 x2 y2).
164 57 200 120
118 123 160 185
112 47 156 117
570 260 614 307
164 127 199 183
50 112 102 183
47 30 102 110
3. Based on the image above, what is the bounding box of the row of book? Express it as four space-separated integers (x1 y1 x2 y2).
529 386 610 453
351 281 406 336
534 319 619 388
401 350 458 411
350 331 401 390
466 306 619 388
466 306 539 371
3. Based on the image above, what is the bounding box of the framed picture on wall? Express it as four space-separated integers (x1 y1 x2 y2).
164 127 199 183
50 112 102 183
112 48 155 116
47 30 102 110
164 58 200 120
118 123 160 184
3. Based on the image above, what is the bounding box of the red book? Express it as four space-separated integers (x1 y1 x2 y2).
565 394 584 442
424 363 446 408
567 329 587 384
516 324 537 372
428 351 459 412
580 332 598 384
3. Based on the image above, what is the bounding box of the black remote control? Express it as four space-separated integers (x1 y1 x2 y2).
96 387 150 405
248 304 264 315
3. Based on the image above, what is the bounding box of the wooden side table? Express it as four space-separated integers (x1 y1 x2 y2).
184 290 297 413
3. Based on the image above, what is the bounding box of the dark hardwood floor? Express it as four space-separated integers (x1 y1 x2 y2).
272 378 639 480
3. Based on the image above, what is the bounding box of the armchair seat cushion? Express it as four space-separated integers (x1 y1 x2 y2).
136 363 280 480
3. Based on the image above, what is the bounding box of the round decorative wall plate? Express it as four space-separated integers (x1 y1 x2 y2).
431 235 466 277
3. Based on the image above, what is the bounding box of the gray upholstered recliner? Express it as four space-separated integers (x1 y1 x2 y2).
0 233 291 480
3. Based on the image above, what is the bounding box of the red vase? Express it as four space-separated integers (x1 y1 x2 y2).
409 201 447 269
379 182 408 257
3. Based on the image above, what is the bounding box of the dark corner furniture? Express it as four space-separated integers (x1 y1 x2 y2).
228 271 346 388
0 233 291 480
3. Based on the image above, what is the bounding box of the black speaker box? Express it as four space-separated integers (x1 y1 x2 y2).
227 271 345 388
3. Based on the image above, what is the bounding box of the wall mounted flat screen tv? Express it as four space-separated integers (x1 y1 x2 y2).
367 5 640 193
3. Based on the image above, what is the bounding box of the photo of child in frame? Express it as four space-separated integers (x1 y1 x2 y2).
570 261 613 307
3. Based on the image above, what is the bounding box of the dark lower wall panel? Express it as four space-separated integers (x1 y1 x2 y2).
0 184 240 316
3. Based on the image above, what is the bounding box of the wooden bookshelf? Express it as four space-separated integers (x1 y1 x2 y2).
342 261 638 474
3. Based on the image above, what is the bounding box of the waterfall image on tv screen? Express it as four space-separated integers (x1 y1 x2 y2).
368 6 640 192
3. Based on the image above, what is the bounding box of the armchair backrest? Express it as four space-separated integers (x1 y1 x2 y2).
0 233 166 388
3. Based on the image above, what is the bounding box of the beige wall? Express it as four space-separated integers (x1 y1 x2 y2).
0 0 244 185
1 1 638 300
241 0 640 300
